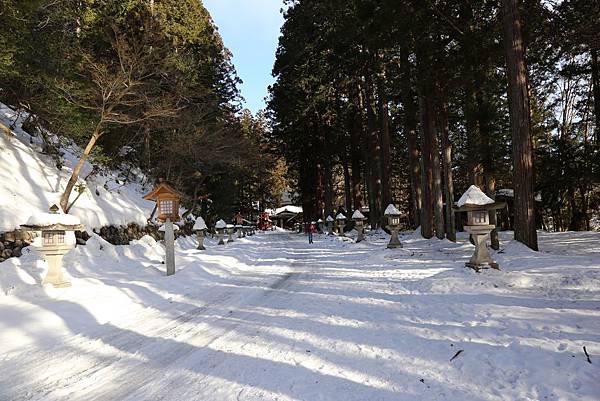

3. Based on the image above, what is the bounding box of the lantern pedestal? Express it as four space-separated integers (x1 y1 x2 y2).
217 230 225 245
196 230 206 250
355 221 365 242
164 219 176 276
42 247 72 287
387 227 402 248
464 224 499 271
337 221 346 236
227 227 235 243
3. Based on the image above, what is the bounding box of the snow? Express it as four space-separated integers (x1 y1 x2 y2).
497 188 543 202
215 219 227 229
193 217 207 231
352 210 365 219
1 229 599 400
336 213 346 220
457 185 495 207
25 209 82 227
267 205 303 216
384 204 401 215
0 103 156 232
326 215 334 222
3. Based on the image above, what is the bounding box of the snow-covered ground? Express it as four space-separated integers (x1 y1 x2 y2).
0 103 155 232
1 229 599 400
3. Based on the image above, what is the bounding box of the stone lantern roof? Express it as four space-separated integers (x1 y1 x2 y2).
21 204 84 231
454 185 506 212
215 219 227 229
384 204 401 216
352 210 365 219
193 217 207 231
336 213 346 220
326 215 334 222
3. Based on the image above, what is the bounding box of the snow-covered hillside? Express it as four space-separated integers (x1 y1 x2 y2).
0 103 155 232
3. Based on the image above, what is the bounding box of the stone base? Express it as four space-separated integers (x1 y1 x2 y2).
465 261 500 272
43 278 72 288
387 242 403 249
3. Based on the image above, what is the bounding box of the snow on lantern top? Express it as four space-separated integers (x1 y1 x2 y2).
352 210 365 220
317 218 323 223
143 179 187 223
326 215 334 222
456 185 494 207
193 217 207 231
384 204 401 216
22 204 83 231
215 219 227 229
336 213 346 220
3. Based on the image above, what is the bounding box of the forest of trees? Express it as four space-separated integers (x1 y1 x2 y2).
268 0 600 250
0 0 287 221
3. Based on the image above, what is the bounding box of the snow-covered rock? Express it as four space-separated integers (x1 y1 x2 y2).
384 204 401 215
457 185 494 207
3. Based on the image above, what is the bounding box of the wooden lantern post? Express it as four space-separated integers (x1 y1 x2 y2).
144 179 186 276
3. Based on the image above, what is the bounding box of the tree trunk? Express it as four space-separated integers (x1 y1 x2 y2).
502 0 538 251
440 103 456 242
432 126 444 240
365 79 382 228
350 85 364 210
379 90 392 210
342 157 352 214
61 129 102 213
400 48 421 228
486 177 500 250
591 49 600 144
418 92 435 239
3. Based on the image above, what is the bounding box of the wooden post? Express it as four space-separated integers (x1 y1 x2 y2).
164 218 176 276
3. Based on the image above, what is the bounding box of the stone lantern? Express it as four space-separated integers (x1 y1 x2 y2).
317 218 324 233
384 204 403 248
236 224 243 238
193 216 208 250
144 179 186 276
454 185 506 271
352 210 366 242
326 215 334 235
336 213 347 236
215 219 227 245
226 224 235 243
21 204 84 288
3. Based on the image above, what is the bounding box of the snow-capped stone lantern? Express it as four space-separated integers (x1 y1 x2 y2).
193 217 208 250
144 179 187 276
384 204 402 249
326 215 334 235
336 213 347 236
226 224 235 243
454 185 506 271
317 218 324 233
21 204 84 288
215 219 227 245
352 210 366 242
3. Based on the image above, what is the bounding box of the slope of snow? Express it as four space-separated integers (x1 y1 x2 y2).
0 230 599 400
0 104 155 232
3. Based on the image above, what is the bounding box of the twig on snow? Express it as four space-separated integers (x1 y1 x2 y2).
583 346 592 364
450 349 464 362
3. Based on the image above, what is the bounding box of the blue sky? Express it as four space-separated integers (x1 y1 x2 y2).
203 0 285 114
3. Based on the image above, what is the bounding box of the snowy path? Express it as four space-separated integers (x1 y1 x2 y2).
1 231 600 400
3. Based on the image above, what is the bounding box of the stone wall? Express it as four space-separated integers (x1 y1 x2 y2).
0 222 194 263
